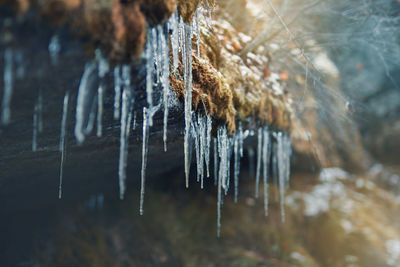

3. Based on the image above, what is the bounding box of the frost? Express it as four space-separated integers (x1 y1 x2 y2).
1 48 13 125
58 92 69 199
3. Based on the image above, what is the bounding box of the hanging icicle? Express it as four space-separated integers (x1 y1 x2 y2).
205 115 212 178
75 61 98 144
146 29 154 126
58 92 69 199
276 131 291 222
113 65 122 120
233 132 240 203
1 48 13 125
140 107 150 215
194 9 201 58
159 24 170 152
38 89 43 133
118 66 132 200
95 49 109 138
255 128 262 198
213 137 218 185
48 35 61 65
169 11 179 71
262 127 270 216
32 102 38 152
183 19 193 188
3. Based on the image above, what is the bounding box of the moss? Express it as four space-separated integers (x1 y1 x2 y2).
140 0 177 27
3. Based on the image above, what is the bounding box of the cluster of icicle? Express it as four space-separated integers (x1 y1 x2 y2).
0 8 292 236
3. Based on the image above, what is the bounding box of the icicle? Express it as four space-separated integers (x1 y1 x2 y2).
255 128 262 198
183 20 193 188
218 126 230 193
217 149 222 238
217 127 227 237
97 84 104 137
233 133 240 203
194 9 201 58
146 30 154 126
169 11 179 71
113 66 121 120
1 48 13 125
151 28 160 85
140 107 150 215
75 61 97 144
132 111 137 130
118 66 132 200
160 24 170 152
48 35 61 65
205 114 212 177
199 115 206 188
262 127 270 216
95 49 109 138
238 122 244 157
213 137 218 185
277 132 288 222
58 92 69 199
38 89 43 133
192 115 201 184
32 102 38 152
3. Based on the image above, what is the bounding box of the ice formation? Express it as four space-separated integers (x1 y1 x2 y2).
48 35 61 65
58 92 70 199
118 65 132 200
61 7 293 235
1 48 13 125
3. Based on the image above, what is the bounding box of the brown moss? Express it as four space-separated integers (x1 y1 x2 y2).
177 0 200 23
140 0 177 26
